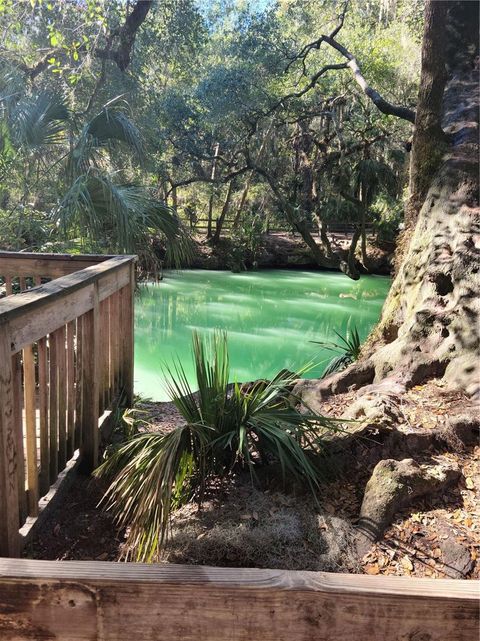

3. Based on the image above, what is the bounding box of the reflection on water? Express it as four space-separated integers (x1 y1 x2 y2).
134 270 391 401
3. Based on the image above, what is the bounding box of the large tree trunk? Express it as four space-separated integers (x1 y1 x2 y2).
366 0 479 397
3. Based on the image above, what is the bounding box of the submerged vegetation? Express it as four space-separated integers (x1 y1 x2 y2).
96 331 341 561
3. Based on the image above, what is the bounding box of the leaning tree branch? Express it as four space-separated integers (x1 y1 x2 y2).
321 35 416 123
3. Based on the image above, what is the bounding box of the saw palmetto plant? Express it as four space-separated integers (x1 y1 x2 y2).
0 79 192 265
96 330 341 562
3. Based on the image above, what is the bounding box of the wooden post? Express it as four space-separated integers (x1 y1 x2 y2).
0 323 20 557
124 262 135 407
11 352 26 522
80 284 99 472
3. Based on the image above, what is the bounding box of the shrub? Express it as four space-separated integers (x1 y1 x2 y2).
96 330 340 561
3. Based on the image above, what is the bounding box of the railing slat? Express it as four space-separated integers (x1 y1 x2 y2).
57 325 67 473
0 327 20 556
37 337 49 496
23 345 39 516
12 352 26 524
66 321 75 460
48 332 58 485
74 316 83 452
80 285 100 472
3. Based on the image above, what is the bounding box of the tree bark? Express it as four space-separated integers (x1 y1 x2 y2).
405 0 449 228
212 180 235 244
207 143 220 239
366 0 479 397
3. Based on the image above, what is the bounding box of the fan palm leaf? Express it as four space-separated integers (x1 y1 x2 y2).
55 173 193 265
9 91 69 149
96 331 342 561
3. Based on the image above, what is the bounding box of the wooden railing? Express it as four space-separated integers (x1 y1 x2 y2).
0 560 477 640
0 252 136 557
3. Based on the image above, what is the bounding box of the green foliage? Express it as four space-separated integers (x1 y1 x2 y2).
312 325 362 378
96 330 341 561
0 0 419 259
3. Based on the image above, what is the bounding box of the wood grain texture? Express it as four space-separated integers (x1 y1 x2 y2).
56 325 67 473
2 256 133 353
37 337 49 496
48 332 58 485
0 560 477 641
0 328 20 556
80 285 100 472
11 351 27 523
66 321 75 460
22 344 39 516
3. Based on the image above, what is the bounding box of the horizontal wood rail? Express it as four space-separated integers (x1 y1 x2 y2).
0 559 477 640
0 252 136 557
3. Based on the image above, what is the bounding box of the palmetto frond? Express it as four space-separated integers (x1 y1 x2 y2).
96 331 341 561
9 91 69 149
55 172 193 264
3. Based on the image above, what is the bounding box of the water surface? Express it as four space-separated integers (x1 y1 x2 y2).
134 270 390 401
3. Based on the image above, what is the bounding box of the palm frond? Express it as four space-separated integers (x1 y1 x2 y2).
97 331 342 561
55 173 193 264
9 91 69 149
311 324 362 377
84 101 144 159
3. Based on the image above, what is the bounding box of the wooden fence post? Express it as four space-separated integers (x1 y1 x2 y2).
0 322 20 557
124 262 135 407
80 283 99 472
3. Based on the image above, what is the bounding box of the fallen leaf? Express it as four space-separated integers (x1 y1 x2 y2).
401 556 414 572
466 477 475 490
365 564 380 575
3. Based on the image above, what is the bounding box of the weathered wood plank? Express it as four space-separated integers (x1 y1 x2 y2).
23 344 39 516
48 333 58 485
5 260 132 353
121 262 135 406
11 352 27 524
66 320 75 460
0 327 20 556
80 286 100 472
0 560 477 641
56 325 67 473
37 337 49 496
74 317 83 451
0 251 112 279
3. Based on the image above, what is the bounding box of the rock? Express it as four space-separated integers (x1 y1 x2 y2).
436 524 474 578
440 411 480 449
293 361 375 410
357 458 461 549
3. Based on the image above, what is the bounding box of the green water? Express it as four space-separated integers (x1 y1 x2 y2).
134 270 390 401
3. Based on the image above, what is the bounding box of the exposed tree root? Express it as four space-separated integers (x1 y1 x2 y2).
356 458 460 553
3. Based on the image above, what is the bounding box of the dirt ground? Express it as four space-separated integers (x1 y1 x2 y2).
24 381 479 579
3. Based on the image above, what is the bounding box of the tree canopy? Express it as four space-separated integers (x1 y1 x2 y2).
0 0 424 274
